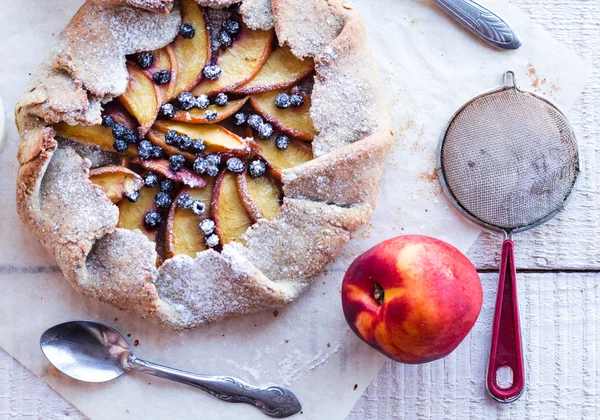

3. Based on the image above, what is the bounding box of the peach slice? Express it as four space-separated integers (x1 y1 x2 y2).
142 46 178 104
165 179 214 258
236 173 281 222
170 0 211 99
146 129 197 162
53 123 137 158
117 186 159 242
256 137 313 178
89 166 143 203
250 89 317 141
171 97 249 124
192 25 274 96
132 158 206 188
211 171 252 245
153 120 250 155
120 62 159 135
233 47 314 95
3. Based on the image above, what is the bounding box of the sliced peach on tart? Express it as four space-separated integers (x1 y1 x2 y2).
53 122 138 158
211 170 252 245
153 120 250 156
132 158 206 188
138 46 178 105
171 97 249 124
89 166 143 203
145 129 197 162
117 185 160 242
255 134 313 178
192 24 274 96
236 169 282 222
250 89 317 141
120 62 160 136
170 0 211 99
233 47 314 95
165 179 214 258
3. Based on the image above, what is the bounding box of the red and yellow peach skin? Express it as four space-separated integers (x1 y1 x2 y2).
341 235 482 364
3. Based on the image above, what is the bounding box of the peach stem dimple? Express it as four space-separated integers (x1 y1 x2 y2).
373 283 384 305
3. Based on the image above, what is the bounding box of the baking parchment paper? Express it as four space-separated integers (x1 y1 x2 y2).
0 0 592 418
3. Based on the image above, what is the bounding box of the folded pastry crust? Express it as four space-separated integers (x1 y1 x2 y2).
15 0 393 329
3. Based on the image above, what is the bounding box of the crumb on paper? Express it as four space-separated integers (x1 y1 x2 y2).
273 310 279 317
133 339 139 347
353 384 358 391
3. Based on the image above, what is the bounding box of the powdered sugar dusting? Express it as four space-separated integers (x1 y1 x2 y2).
240 0 274 30
51 2 181 97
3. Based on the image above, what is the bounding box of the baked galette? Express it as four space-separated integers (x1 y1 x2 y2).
15 0 392 329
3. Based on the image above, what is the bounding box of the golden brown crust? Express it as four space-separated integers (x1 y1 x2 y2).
15 0 393 329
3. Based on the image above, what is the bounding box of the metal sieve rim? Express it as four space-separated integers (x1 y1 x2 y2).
435 70 581 234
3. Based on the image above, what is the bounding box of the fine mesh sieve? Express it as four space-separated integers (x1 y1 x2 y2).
437 71 579 403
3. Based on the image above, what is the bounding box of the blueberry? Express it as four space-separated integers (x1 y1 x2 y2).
122 129 138 144
137 140 153 160
154 191 173 209
232 112 246 126
206 164 219 177
226 157 244 173
214 93 229 106
248 160 266 178
125 190 140 203
218 31 232 49
159 103 177 119
160 179 175 193
199 218 216 235
179 23 196 39
275 134 290 150
203 64 222 80
136 52 154 70
113 138 128 153
165 130 179 145
112 123 127 139
177 193 194 210
247 114 263 130
196 94 210 109
169 154 186 172
206 153 222 166
178 92 196 110
222 20 240 37
151 145 164 159
193 157 207 174
204 110 217 122
274 92 291 109
191 139 206 155
101 115 115 128
205 233 220 248
143 172 159 187
191 200 206 216
290 93 305 107
153 70 171 85
144 209 162 228
178 134 192 151
257 123 274 139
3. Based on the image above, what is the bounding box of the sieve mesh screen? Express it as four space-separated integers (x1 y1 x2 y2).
441 88 578 230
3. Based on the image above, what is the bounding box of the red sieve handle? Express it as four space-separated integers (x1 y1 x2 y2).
486 239 525 402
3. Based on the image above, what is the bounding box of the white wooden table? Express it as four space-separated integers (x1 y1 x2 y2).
1 0 598 418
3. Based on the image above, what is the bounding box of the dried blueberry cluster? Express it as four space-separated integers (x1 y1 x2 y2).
231 112 274 140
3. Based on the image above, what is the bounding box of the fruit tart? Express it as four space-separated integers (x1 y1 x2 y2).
15 0 393 329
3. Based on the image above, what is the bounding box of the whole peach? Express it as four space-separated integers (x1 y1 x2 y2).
341 235 482 364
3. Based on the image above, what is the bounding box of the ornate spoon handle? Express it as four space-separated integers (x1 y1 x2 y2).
430 0 522 50
127 356 302 418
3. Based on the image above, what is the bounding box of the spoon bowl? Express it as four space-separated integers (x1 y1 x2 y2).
41 321 130 383
40 320 302 418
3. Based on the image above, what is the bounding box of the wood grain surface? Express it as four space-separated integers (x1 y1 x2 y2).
1 0 598 418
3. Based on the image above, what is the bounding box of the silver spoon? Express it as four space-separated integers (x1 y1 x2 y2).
40 321 302 418
430 0 522 50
